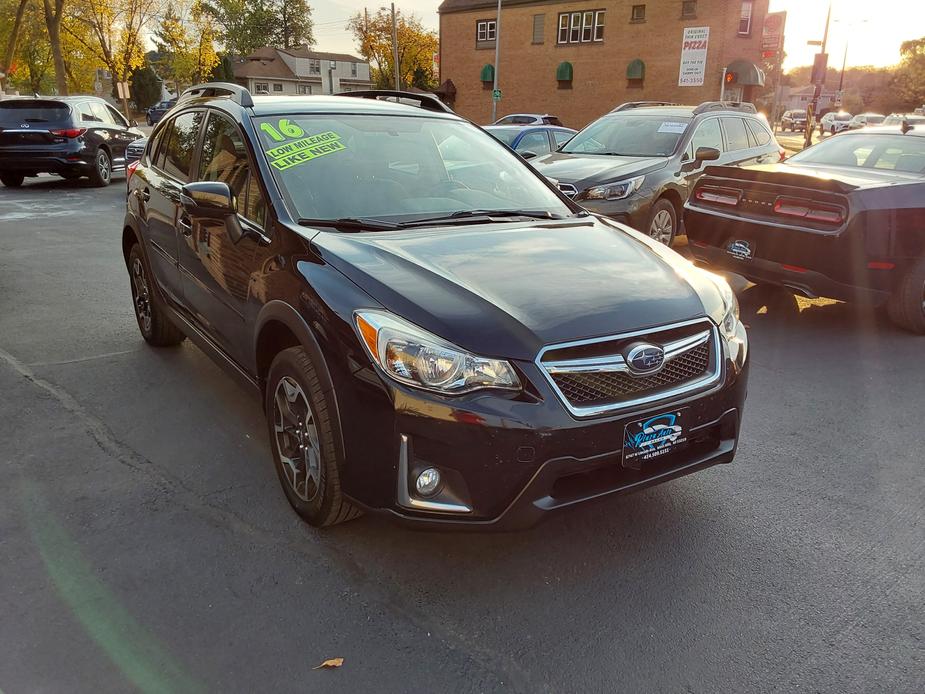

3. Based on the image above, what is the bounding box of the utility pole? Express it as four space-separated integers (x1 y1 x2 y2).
391 3 400 90
838 41 848 93
805 1 831 149
490 0 501 122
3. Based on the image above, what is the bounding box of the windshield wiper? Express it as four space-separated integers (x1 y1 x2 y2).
297 217 400 231
399 209 570 227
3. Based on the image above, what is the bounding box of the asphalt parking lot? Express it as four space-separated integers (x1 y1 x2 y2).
1 176 922 693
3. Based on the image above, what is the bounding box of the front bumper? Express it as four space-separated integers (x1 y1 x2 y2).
575 195 652 231
336 336 749 530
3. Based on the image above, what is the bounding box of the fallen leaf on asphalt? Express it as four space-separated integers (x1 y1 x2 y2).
313 658 344 670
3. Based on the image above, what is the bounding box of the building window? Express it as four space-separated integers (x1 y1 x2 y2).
532 14 545 44
738 0 753 35
254 82 268 93
477 19 496 42
298 84 311 94
309 59 320 74
557 10 604 44
631 4 645 22
351 62 358 77
272 83 283 92
681 1 696 18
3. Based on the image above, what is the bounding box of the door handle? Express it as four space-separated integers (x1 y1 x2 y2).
178 215 193 236
141 187 150 202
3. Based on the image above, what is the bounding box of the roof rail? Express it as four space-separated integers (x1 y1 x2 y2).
179 82 254 108
610 100 681 113
692 101 757 115
335 90 455 114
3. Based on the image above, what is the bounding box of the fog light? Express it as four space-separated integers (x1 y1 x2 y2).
415 468 441 497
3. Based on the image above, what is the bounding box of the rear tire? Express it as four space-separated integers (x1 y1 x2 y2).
266 347 361 527
887 260 925 334
1 173 24 187
128 244 186 346
88 148 111 187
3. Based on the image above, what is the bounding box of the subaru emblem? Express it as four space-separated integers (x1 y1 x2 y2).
625 343 665 376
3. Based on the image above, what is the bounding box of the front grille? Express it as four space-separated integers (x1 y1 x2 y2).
551 341 710 407
538 319 722 416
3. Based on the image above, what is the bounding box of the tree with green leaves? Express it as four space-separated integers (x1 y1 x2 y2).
129 63 160 109
274 0 313 49
892 37 925 111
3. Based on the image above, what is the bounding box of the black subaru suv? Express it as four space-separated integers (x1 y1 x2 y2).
532 102 784 246
122 83 749 529
0 96 143 187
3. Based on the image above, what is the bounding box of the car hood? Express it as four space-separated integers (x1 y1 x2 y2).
530 152 669 191
312 219 720 361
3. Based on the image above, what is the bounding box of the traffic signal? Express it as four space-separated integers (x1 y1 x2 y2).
725 71 737 85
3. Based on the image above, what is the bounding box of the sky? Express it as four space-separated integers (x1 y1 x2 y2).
308 0 922 70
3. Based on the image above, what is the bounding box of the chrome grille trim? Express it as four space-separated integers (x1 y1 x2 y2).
536 318 724 418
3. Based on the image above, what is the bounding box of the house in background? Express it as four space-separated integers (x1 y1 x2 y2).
233 47 373 96
438 0 770 127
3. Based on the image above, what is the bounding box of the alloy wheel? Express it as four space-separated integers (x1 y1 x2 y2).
131 257 152 334
273 376 322 503
97 150 111 183
649 210 674 244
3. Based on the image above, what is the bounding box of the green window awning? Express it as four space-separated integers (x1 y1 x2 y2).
556 61 573 82
626 59 645 80
480 64 494 82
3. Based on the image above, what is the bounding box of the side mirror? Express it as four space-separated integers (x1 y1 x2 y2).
519 150 538 160
180 181 246 242
695 147 721 163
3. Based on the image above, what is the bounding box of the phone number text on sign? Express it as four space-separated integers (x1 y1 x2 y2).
678 26 710 87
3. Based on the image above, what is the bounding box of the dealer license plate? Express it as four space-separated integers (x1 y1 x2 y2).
622 408 690 470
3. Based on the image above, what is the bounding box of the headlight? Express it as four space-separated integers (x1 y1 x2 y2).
581 175 644 201
714 276 740 340
354 310 521 395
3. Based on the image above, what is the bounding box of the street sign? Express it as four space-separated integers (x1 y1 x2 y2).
492 89 502 101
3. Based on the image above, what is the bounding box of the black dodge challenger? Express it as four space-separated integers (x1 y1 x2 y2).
684 125 925 334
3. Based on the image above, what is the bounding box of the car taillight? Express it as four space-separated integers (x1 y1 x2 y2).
695 186 741 207
126 160 140 184
50 128 86 138
773 197 845 224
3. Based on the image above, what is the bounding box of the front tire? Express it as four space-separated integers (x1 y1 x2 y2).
266 347 361 527
88 149 111 187
1 173 24 187
646 198 677 246
887 260 925 334
128 244 186 346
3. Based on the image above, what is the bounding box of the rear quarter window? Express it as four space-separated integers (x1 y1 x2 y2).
745 119 772 146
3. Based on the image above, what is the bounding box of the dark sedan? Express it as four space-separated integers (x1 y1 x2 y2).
684 125 925 334
483 124 576 159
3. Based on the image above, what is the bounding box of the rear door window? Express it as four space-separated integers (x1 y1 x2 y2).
160 111 204 182
722 117 751 151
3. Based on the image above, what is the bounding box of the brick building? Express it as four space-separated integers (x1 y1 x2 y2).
438 0 769 127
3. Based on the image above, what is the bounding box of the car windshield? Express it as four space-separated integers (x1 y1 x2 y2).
561 114 691 156
788 134 925 174
486 128 521 146
256 114 572 223
790 111 806 118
